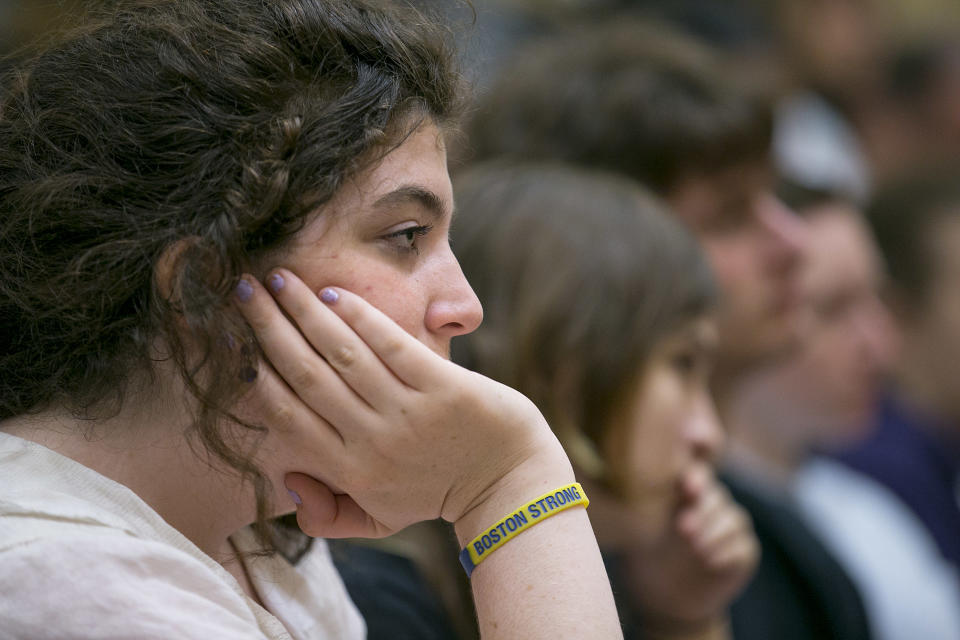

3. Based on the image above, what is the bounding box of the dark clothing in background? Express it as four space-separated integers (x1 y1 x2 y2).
331 542 459 640
603 552 644 640
724 473 873 640
836 390 960 571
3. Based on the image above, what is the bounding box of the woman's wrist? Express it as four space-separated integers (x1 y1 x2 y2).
458 481 588 577
452 445 575 548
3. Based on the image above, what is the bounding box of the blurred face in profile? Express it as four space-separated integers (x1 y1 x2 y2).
602 316 724 541
667 161 808 375
733 203 896 449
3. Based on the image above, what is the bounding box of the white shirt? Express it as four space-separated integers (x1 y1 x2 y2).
795 457 960 640
0 432 365 640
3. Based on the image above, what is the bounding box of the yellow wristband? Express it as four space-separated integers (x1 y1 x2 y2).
458 482 589 577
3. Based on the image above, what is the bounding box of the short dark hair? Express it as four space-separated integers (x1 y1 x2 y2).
462 19 773 194
867 166 960 304
0 0 461 550
451 162 716 482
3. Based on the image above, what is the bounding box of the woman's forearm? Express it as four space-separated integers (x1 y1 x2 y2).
454 461 623 639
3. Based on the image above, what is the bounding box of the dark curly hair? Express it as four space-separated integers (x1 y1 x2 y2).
0 0 462 552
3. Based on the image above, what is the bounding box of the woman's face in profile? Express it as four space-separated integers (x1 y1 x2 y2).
604 316 723 536
250 122 484 506
276 123 483 358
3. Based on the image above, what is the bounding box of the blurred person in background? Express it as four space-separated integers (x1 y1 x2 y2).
768 0 960 188
453 162 758 640
865 37 960 183
721 190 960 640
463 19 805 385
725 190 895 485
825 168 960 634
774 0 887 113
464 19 873 640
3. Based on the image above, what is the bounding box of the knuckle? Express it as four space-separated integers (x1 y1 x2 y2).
380 337 404 358
329 343 357 369
268 403 296 433
288 361 318 391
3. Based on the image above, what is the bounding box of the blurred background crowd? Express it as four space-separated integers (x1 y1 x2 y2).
4 1 960 639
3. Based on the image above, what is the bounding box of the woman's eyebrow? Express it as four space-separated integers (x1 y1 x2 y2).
372 185 448 221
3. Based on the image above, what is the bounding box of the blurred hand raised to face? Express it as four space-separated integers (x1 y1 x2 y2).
591 317 759 632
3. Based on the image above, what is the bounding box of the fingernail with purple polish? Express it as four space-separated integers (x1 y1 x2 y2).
235 279 253 302
287 489 302 505
268 273 285 293
320 288 338 304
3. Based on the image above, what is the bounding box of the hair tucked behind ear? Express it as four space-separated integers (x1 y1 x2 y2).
0 0 463 556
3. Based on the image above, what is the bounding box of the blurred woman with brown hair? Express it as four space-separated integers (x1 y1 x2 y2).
453 162 759 640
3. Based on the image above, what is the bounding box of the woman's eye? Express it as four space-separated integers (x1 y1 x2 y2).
672 352 697 374
384 224 433 255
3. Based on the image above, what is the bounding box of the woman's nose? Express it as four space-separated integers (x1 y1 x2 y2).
425 250 484 338
687 391 726 462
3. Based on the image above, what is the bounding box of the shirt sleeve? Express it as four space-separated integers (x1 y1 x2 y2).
0 532 277 640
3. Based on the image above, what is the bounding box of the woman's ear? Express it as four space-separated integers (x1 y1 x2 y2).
550 363 607 482
151 237 250 372
153 236 200 311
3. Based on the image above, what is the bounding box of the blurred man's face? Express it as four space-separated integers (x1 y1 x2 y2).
667 161 808 378
732 205 896 450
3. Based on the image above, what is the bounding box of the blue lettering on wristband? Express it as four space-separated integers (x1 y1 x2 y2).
472 510 537 556
459 483 588 578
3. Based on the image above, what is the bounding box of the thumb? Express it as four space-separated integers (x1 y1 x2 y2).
679 462 712 503
284 472 394 539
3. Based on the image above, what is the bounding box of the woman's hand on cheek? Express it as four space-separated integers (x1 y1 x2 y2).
234 269 573 541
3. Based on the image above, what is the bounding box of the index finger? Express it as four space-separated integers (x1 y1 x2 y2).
316 286 447 391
